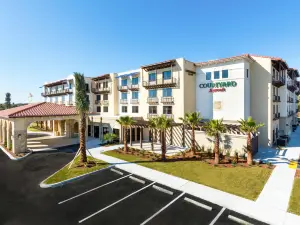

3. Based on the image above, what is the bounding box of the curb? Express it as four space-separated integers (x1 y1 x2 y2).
0 145 32 161
39 165 114 188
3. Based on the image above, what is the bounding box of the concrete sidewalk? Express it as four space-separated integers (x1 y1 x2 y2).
87 145 300 225
255 128 300 212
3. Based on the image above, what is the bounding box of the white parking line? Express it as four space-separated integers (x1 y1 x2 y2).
58 174 132 205
78 181 156 223
184 197 212 211
110 168 124 175
152 185 174 195
140 192 185 225
129 176 146 184
228 215 254 225
209 207 226 225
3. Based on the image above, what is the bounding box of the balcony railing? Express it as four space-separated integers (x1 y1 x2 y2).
272 76 285 87
147 113 158 119
130 99 139 104
41 89 72 97
143 78 178 89
66 101 74 106
288 111 294 117
120 99 128 104
273 95 280 102
287 81 297 92
101 100 109 105
287 97 294 103
118 85 128 92
163 114 174 119
91 87 110 94
273 113 280 120
161 96 174 104
95 100 101 104
128 84 139 90
147 97 159 104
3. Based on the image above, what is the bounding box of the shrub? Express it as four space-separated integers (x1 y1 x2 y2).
103 133 118 144
4 141 7 148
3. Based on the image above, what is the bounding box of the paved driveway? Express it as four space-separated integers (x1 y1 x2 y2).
0 146 268 225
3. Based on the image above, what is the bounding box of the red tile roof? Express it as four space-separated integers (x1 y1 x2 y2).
195 54 255 67
250 54 289 69
0 102 78 118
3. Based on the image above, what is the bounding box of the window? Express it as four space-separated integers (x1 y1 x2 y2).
149 90 157 98
103 106 108 112
103 81 108 88
214 71 220 79
163 106 172 114
103 127 109 135
163 88 172 97
96 95 101 101
85 83 89 92
132 77 139 85
149 73 156 81
132 106 139 113
103 94 108 100
206 72 211 80
247 69 249 78
121 92 127 99
222 70 228 78
122 106 127 113
121 79 127 86
163 70 171 80
69 83 73 89
86 95 90 104
132 91 139 99
61 95 65 103
97 106 101 112
149 106 157 114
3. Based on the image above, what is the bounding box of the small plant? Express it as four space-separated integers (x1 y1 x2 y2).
140 149 146 156
213 164 218 167
207 147 212 158
179 150 186 159
4 141 7 148
199 145 205 153
232 162 237 167
267 161 273 168
234 151 239 164
9 142 12 151
226 150 230 158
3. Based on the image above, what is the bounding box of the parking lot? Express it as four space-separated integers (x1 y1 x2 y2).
0 148 269 225
54 167 269 225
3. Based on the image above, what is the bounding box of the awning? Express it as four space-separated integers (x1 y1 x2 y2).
115 72 139 79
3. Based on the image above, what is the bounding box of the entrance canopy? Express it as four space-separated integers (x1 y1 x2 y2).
0 102 79 154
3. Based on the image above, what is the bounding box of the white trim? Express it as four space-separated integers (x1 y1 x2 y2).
79 182 155 223
0 145 32 161
209 207 226 225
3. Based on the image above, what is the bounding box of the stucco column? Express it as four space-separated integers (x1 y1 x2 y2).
2 121 7 145
12 120 27 154
53 120 58 136
43 121 47 131
6 122 12 150
58 120 63 136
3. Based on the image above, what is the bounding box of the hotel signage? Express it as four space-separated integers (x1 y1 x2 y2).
199 81 237 93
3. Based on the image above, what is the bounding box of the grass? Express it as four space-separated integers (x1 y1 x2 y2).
44 156 109 184
104 150 272 200
27 122 43 132
288 178 300 215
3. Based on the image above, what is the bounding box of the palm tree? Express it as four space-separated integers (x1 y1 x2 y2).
179 112 202 155
116 116 135 152
148 118 157 152
238 116 264 165
104 133 118 144
74 72 89 163
204 119 226 164
154 115 173 161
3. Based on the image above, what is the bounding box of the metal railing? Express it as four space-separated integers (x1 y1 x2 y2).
161 96 174 104
147 97 159 104
101 100 109 105
41 89 72 96
91 87 110 93
95 100 101 104
118 85 128 91
272 76 285 87
128 84 139 90
130 99 139 104
163 114 174 119
120 99 128 104
143 78 177 88
147 113 158 119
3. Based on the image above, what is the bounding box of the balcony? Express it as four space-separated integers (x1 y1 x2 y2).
143 78 178 89
287 81 297 92
287 97 294 103
288 111 294 117
41 89 72 97
273 95 280 102
273 113 280 120
161 97 174 104
118 85 128 92
66 101 74 106
120 99 128 104
163 114 174 119
272 76 285 87
95 100 101 104
101 100 109 105
130 99 139 104
147 113 158 119
128 84 139 91
147 97 159 104
91 87 110 94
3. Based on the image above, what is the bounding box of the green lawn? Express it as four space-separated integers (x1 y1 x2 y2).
27 122 43 132
44 156 109 184
288 178 300 215
103 150 272 200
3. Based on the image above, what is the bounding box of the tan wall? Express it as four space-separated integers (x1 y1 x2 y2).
250 57 272 146
194 130 247 156
183 60 196 114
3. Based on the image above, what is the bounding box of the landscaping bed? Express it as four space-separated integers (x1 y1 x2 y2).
44 156 109 184
103 149 273 200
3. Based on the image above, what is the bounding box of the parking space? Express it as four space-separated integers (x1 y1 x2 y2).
53 167 269 225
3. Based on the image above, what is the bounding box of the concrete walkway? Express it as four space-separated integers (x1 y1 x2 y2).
87 144 300 225
255 128 300 212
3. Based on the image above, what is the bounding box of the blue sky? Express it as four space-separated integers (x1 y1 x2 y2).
0 0 299 103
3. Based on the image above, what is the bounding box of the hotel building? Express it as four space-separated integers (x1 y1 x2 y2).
41 54 299 152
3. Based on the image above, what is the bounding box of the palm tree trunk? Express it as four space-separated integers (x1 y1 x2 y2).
79 112 87 163
214 134 220 164
247 133 253 165
161 130 166 161
151 129 154 152
192 126 195 155
124 127 128 152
